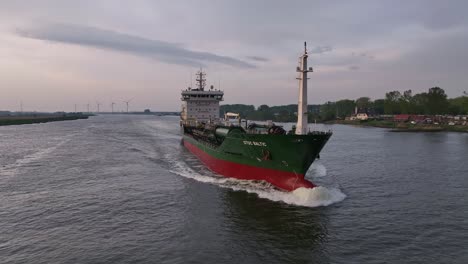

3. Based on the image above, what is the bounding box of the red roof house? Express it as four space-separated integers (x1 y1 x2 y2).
394 114 410 122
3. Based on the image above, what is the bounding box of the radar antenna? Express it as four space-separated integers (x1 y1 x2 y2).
195 68 206 91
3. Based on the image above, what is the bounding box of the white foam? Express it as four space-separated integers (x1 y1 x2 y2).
256 186 346 207
310 162 327 178
168 157 230 184
168 155 346 208
0 136 72 177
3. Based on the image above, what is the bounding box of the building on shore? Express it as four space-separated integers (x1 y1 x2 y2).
356 113 369 121
348 106 370 121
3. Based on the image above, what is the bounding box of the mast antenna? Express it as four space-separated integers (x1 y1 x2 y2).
295 42 313 135
195 68 206 91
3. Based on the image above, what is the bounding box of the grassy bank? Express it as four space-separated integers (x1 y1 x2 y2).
328 119 468 133
0 114 90 126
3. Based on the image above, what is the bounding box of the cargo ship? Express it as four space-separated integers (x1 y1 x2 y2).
180 43 332 191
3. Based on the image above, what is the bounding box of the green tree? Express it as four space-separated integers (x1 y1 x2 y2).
384 91 402 114
356 97 371 109
319 102 336 121
412 93 429 114
398 90 412 114
276 109 292 122
373 99 385 115
448 96 468 115
256 104 274 120
427 87 448 114
257 104 270 112
335 99 356 118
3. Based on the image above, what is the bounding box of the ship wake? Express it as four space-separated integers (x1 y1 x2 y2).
167 154 346 208
240 186 346 208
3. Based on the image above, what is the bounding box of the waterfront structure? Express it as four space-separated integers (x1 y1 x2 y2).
356 113 369 121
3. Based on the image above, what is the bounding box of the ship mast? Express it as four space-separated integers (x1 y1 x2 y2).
195 69 206 91
296 42 313 135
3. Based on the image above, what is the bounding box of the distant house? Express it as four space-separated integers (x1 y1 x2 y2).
394 114 429 123
349 106 370 121
394 114 410 122
356 113 369 121
411 115 426 123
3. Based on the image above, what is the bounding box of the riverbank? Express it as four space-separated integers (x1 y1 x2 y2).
0 114 91 126
327 119 468 133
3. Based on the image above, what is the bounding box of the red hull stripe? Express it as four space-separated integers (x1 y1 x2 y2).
183 139 315 191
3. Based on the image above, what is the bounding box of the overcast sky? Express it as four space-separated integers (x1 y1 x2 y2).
1 0 468 112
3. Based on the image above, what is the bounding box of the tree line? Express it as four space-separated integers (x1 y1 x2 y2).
220 87 468 122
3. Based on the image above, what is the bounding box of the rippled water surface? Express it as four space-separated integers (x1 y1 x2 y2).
1 115 467 263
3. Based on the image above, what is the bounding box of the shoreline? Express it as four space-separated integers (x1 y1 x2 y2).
326 120 468 133
0 114 91 126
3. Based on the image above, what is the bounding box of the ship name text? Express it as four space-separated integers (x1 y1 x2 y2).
243 141 267 147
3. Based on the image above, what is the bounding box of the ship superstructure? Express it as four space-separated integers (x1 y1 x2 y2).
180 43 332 191
181 70 224 124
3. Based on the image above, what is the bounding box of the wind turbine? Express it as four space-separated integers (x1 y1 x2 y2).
86 103 90 113
123 98 133 113
96 101 101 113
111 102 116 114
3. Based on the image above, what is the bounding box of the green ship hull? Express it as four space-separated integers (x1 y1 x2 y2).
182 125 332 191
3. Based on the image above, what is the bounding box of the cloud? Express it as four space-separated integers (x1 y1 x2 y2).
309 45 333 54
246 56 269 62
16 23 255 69
351 52 375 59
3 1 468 110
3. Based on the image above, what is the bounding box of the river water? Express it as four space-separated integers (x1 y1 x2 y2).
1 115 467 263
